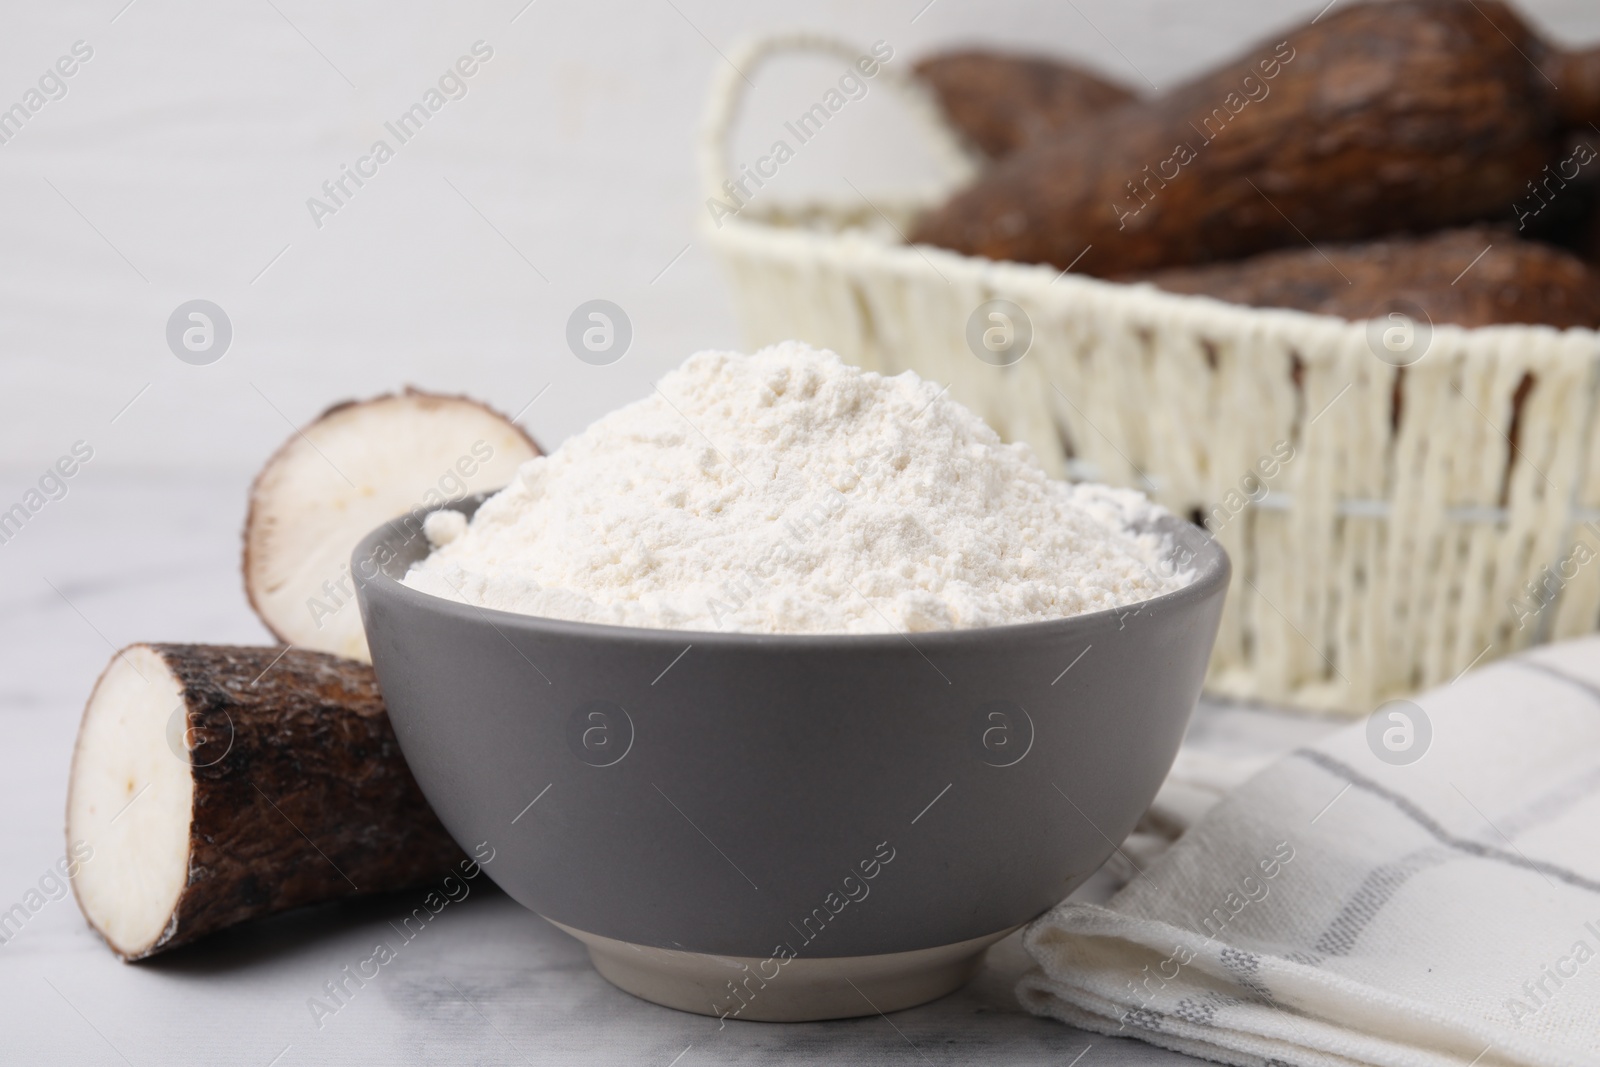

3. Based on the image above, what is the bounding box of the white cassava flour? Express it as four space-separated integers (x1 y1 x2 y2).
404 343 1190 633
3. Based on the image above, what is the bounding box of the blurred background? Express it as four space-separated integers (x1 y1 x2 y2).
0 0 1592 476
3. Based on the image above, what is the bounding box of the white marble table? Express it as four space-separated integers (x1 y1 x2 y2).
0 471 1334 1065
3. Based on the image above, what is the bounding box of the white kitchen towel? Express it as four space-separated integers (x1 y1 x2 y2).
1019 638 1600 1067
1109 703 1344 883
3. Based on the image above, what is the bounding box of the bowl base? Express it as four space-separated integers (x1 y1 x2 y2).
545 918 1018 1022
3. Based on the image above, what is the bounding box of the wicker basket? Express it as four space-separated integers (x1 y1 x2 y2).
699 34 1600 714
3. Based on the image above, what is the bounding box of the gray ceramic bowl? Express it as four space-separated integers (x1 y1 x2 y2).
354 497 1229 1022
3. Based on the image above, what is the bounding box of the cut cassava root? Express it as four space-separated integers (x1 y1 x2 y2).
911 0 1600 275
67 644 467 961
244 389 539 662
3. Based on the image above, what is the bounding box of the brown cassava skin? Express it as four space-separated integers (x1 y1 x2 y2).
914 50 1136 159
1517 132 1600 257
911 0 1600 275
75 644 466 961
1132 227 1600 329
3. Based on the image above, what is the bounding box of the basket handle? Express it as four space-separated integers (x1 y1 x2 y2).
697 32 978 208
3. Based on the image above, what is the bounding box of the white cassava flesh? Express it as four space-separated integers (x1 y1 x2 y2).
66 646 194 959
244 389 539 660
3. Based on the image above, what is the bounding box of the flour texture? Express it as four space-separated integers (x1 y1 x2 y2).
403 342 1190 633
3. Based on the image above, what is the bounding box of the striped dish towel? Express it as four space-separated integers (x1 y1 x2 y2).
1018 638 1600 1067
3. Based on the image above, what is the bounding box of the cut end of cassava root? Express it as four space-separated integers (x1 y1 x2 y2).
243 388 540 662
67 646 194 959
67 644 468 961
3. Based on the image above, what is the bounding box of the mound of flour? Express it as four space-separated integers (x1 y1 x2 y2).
404 343 1189 633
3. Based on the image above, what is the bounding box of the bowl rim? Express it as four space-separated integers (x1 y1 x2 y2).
352 495 1231 651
